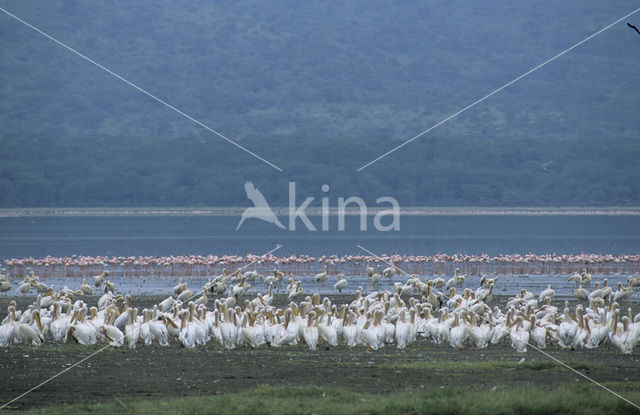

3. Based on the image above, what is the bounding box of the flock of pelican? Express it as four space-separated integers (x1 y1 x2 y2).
1 267 639 354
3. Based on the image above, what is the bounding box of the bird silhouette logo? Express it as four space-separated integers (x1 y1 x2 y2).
236 181 286 230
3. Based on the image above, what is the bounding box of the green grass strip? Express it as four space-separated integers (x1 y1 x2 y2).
22 384 640 415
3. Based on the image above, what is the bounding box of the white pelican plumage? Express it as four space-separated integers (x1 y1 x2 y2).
125 308 140 349
66 309 98 345
100 318 125 347
80 278 93 296
94 270 109 287
177 286 193 302
302 311 319 351
317 311 338 347
538 284 555 302
449 313 469 349
334 275 347 293
0 280 12 295
0 306 19 347
365 261 374 278
178 311 197 349
509 316 530 353
342 311 358 347
314 266 329 285
382 266 396 279
220 309 238 349
18 310 44 346
395 309 411 349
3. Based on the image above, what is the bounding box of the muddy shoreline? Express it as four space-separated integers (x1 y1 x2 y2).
1 295 639 411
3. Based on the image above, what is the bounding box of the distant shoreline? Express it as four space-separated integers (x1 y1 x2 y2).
1 207 640 217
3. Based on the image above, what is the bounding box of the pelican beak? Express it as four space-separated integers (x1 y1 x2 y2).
35 311 43 331
70 309 79 324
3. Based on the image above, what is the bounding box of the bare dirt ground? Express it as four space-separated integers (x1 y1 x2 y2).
1 295 639 411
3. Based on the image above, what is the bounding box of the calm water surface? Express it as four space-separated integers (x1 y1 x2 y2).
1 215 638 259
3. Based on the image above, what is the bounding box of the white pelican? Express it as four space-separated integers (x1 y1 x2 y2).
395 309 411 349
100 312 125 347
588 282 605 302
568 273 582 285
475 283 494 303
230 280 250 296
613 283 633 303
50 303 72 342
396 281 414 297
0 306 19 347
159 296 175 312
539 284 555 302
0 280 11 294
574 285 589 302
18 310 44 346
317 311 338 347
220 309 238 349
528 315 547 349
194 289 208 306
288 282 304 300
104 280 115 294
94 270 109 287
274 309 299 347
480 275 498 288
342 311 358 347
173 278 184 295
467 313 493 349
38 288 56 308
18 280 32 296
509 317 530 353
431 277 445 289
445 269 465 290
302 311 319 351
370 266 382 286
178 311 197 349
557 305 578 349
80 278 93 296
314 266 329 285
449 313 469 348
361 312 383 350
365 261 374 278
177 287 193 302
334 275 348 293
33 279 50 293
213 278 228 295
600 279 613 299
609 314 640 354
628 273 640 288
66 309 98 345
241 313 265 348
382 266 397 279
584 316 609 349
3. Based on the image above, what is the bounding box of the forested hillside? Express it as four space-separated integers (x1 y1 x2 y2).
1 1 639 207
1 134 638 207
0 1 639 140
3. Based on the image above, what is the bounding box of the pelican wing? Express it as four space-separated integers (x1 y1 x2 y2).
244 181 270 208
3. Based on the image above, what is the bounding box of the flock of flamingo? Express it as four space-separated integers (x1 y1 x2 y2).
3 252 640 278
1 264 639 354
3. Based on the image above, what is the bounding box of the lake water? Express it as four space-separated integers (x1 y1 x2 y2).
1 215 638 296
1 215 639 259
